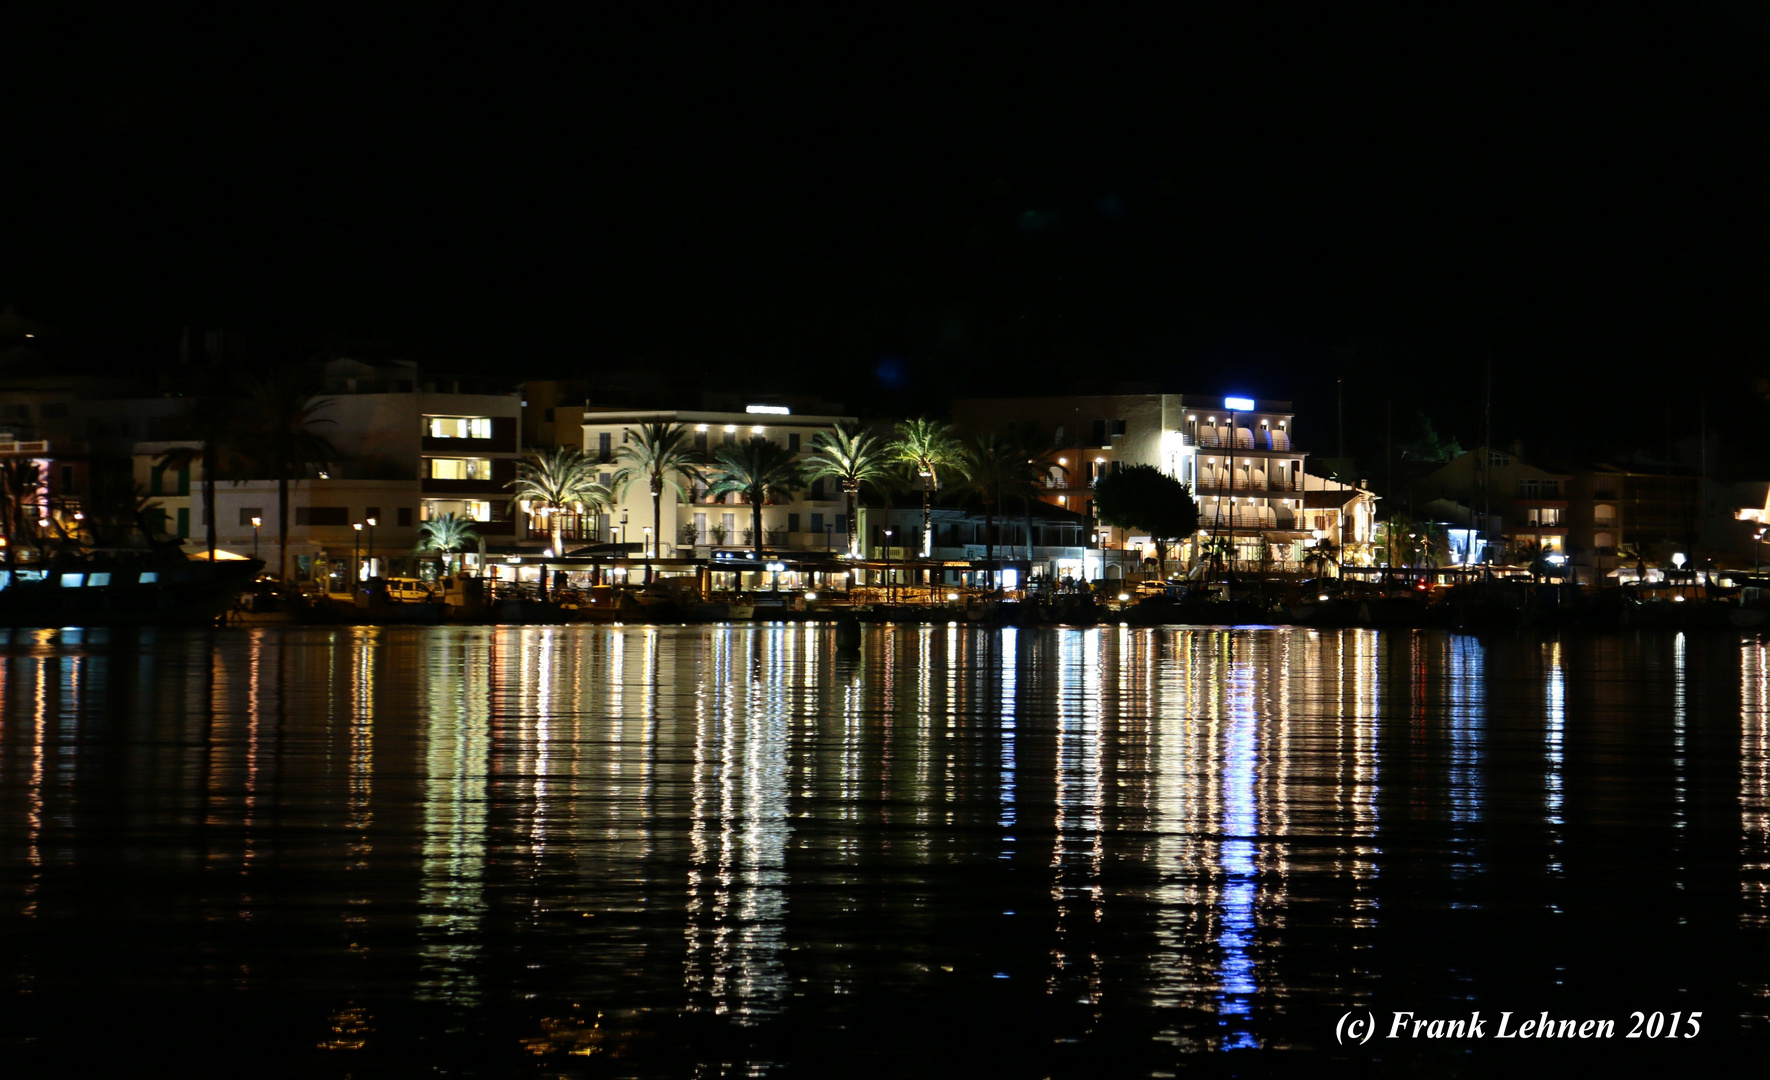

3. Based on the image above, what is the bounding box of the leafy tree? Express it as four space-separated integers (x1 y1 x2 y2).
1396 410 1464 464
888 418 967 557
800 421 895 558
1091 464 1201 578
415 512 480 577
1509 539 1556 582
704 438 802 563
509 447 610 557
611 420 702 579
239 367 337 581
954 431 1041 591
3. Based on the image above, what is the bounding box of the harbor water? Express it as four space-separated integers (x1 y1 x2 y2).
1 624 1765 1075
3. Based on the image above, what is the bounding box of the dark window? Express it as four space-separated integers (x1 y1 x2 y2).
295 507 349 526
598 432 612 462
695 432 708 452
789 433 801 451
398 507 413 526
59 465 75 493
811 512 824 532
811 478 825 500
239 507 263 526
1091 419 1106 444
1112 419 1127 436
788 513 800 533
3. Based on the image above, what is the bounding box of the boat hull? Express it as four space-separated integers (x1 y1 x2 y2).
0 555 264 629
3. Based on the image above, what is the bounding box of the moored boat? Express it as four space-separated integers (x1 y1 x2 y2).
0 548 263 629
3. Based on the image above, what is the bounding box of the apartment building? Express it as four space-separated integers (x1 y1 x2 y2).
951 393 1371 570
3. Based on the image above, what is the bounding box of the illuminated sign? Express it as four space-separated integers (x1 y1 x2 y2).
746 405 791 415
1224 397 1255 411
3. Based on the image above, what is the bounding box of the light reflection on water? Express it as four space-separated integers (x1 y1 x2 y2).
0 624 1762 1073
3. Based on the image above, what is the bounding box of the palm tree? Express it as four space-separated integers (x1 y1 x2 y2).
158 396 248 562
611 421 702 581
415 512 480 577
1307 536 1340 579
954 431 1042 592
508 447 610 557
800 421 895 558
887 418 967 557
240 367 337 582
703 437 802 563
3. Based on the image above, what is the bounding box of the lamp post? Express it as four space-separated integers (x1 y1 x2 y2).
884 527 894 604
366 517 377 582
250 515 261 559
1756 528 1766 578
351 523 363 593
643 524 653 585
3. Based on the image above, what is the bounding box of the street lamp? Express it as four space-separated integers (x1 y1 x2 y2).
250 515 261 559
366 517 377 581
884 527 894 604
352 523 363 592
1756 528 1766 577
643 524 654 585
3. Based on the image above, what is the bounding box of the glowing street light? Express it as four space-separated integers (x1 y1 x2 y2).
366 517 377 581
250 515 262 559
352 523 363 592
884 528 895 604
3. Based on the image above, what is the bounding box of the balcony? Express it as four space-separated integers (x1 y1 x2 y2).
422 477 509 495
1196 431 1254 449
1194 476 1301 493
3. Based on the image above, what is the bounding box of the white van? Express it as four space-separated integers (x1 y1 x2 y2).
385 578 435 603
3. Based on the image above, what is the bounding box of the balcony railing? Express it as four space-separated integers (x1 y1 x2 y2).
1194 477 1301 492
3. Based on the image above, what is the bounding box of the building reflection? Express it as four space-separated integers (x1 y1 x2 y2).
682 626 790 1023
14 621 1770 1064
1741 639 1769 1028
417 631 492 1003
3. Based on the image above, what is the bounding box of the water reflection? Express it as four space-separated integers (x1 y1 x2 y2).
1742 639 1770 1030
0 624 1763 1072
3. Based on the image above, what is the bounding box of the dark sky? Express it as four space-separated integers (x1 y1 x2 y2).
6 7 1768 463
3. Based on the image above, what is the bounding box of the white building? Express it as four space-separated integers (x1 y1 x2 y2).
580 405 858 558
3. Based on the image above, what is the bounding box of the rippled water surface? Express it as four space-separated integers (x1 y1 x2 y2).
2 624 1766 1076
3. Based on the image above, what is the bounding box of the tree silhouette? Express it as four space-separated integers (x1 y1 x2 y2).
1091 464 1200 578
240 367 336 581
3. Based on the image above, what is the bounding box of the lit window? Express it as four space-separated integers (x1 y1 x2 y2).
427 417 495 439
88 573 112 587
138 572 158 584
60 573 84 588
428 458 494 480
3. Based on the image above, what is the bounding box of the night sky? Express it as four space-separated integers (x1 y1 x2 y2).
6 8 1768 467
